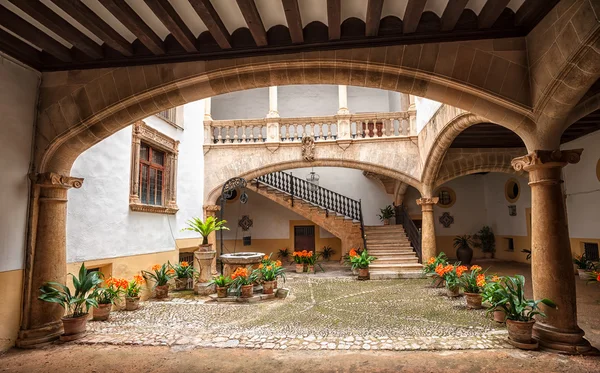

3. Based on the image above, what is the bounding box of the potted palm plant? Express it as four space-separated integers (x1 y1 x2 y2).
142 263 175 299
377 205 395 225
38 263 102 340
125 274 145 310
473 226 496 259
209 275 232 298
319 246 335 261
349 249 376 280
453 235 473 265
459 265 486 309
170 261 196 290
182 216 229 249
489 275 556 347
573 254 595 280
93 277 127 321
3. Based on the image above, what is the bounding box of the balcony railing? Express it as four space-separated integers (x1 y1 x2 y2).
205 111 415 145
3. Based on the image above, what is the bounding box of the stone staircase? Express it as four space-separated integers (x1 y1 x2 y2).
364 225 423 279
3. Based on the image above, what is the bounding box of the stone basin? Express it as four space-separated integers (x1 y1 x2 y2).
220 252 265 277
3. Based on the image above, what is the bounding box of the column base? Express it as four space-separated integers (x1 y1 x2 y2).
534 321 596 354
15 321 63 348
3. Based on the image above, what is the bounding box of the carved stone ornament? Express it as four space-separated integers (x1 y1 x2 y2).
416 197 439 206
238 215 253 231
301 136 315 162
35 172 84 189
439 212 454 228
511 149 583 172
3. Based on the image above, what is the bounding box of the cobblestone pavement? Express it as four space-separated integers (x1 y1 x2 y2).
78 276 511 351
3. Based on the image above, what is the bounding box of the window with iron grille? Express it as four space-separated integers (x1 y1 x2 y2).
584 243 599 261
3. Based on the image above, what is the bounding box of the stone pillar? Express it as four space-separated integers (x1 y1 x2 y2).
203 204 221 275
267 86 279 118
266 87 280 144
511 150 592 354
416 197 438 261
408 95 417 136
336 85 352 141
338 85 349 115
204 97 212 120
17 172 83 348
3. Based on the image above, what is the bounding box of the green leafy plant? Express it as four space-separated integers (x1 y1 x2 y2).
482 275 505 316
125 275 145 298
169 260 197 279
453 235 473 253
142 263 175 287
305 251 325 272
522 249 531 261
277 247 290 259
38 263 102 318
230 267 259 294
96 276 127 305
473 226 496 257
349 249 376 270
343 248 363 266
320 246 335 260
181 216 229 245
209 275 232 287
459 265 486 294
422 252 448 275
573 254 595 270
488 275 556 322
377 205 395 221
436 263 467 291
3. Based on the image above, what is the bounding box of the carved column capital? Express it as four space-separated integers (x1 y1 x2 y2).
416 197 439 206
204 204 221 217
34 172 83 189
511 149 583 172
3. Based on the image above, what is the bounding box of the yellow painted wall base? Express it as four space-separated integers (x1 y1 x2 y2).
570 238 600 257
0 269 23 353
436 235 531 264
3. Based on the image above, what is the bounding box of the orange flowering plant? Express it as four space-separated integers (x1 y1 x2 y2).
125 274 145 298
169 260 197 279
142 263 175 287
436 263 467 291
230 266 259 294
422 252 448 275
292 250 313 264
459 265 488 294
259 254 286 282
96 276 127 305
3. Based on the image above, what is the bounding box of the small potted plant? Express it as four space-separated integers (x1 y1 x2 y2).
422 252 448 288
459 265 486 309
377 205 395 225
573 254 595 280
349 249 376 280
181 216 229 250
230 267 258 298
319 246 335 261
436 263 467 297
482 275 506 322
209 275 232 298
492 275 556 347
292 250 308 273
125 274 145 310
93 277 127 321
38 263 102 340
170 261 196 291
142 263 175 299
453 235 473 265
277 247 290 261
306 251 323 273
473 226 496 259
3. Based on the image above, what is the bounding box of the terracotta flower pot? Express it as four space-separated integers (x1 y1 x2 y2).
431 276 445 288
307 265 315 273
241 284 253 298
125 296 140 311
506 319 536 344
263 280 275 294
174 278 188 291
155 284 169 299
61 314 88 338
92 303 112 321
358 267 369 280
446 286 460 297
216 286 228 298
577 269 593 280
464 292 483 309
383 220 390 225
493 308 506 323
295 264 304 273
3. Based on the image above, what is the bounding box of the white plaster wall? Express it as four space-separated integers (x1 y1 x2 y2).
562 131 600 239
434 175 487 235
212 87 269 119
67 101 205 262
348 86 391 113
279 85 338 116
415 97 443 134
483 173 531 237
0 55 39 272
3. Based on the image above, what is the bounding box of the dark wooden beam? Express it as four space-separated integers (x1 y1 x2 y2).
0 5 72 62
365 0 384 37
515 0 560 31
327 0 341 40
99 0 165 55
440 0 469 31
7 0 103 59
403 0 427 34
282 0 303 43
0 28 41 68
236 0 267 47
478 0 510 29
189 0 231 49
144 0 197 52
50 0 132 56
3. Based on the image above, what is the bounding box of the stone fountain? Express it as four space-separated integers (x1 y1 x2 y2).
220 252 265 277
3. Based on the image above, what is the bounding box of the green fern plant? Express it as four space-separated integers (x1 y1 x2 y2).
182 216 229 244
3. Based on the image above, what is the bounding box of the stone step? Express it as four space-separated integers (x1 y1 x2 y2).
367 241 413 246
364 225 404 230
369 251 417 257
365 233 407 239
369 263 423 271
369 271 425 280
374 257 419 264
367 246 413 251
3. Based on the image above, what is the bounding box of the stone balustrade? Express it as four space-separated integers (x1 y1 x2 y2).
204 111 414 145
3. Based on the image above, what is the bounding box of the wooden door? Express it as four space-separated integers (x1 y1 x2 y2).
294 226 315 252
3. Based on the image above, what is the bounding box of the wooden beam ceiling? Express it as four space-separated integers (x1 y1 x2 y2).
403 0 428 34
440 0 469 32
144 0 197 52
236 0 268 47
365 0 384 37
8 0 103 59
0 5 72 62
282 0 303 44
478 0 511 29
0 28 41 68
50 0 133 57
189 0 231 49
327 0 341 40
515 0 561 31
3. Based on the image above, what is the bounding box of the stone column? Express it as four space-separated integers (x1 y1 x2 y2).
267 86 279 118
266 87 280 144
204 97 212 120
408 95 417 136
17 172 83 348
416 197 438 261
511 150 592 354
203 204 221 275
338 85 349 114
336 85 351 140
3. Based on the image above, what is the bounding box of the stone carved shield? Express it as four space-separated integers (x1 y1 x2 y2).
301 136 315 162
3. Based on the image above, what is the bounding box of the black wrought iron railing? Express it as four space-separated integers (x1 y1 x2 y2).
255 171 367 249
397 204 422 263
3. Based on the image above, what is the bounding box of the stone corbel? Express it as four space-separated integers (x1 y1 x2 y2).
34 172 84 189
204 204 221 217
336 139 353 150
511 149 583 172
416 197 439 206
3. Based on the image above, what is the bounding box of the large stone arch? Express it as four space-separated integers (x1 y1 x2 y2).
205 158 422 206
36 41 541 176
